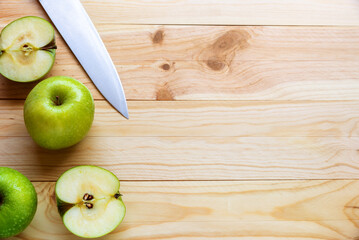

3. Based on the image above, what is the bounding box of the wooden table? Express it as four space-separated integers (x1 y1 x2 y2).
1 1 359 239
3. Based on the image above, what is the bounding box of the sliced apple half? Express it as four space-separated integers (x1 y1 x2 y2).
56 166 126 238
0 16 56 82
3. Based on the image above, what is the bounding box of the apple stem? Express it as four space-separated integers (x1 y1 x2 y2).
54 96 61 106
41 44 57 50
114 193 123 199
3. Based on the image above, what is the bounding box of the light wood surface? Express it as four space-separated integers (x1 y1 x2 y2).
4 60 359 101
2 100 359 137
2 0 359 26
9 181 359 240
1 0 359 239
2 25 359 100
1 136 359 181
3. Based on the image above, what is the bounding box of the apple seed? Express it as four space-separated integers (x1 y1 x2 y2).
83 193 94 201
85 203 93 209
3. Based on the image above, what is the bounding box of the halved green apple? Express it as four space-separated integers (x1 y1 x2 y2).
0 16 56 82
56 166 126 238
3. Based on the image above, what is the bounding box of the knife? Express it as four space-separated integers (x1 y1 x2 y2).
39 0 129 119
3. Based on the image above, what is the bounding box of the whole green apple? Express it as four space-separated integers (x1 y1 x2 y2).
0 16 56 82
0 167 37 238
24 76 95 150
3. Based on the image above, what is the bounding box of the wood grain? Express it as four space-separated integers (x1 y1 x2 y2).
2 25 359 100
50 25 359 62
8 180 359 239
1 0 359 26
4 60 359 101
1 136 359 181
2 0 359 238
2 100 359 137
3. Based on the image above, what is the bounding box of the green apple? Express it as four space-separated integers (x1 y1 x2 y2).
56 166 126 238
0 16 57 82
24 76 95 150
0 167 37 238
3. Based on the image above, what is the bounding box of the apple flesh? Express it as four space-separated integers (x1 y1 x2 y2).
24 76 95 150
56 166 126 238
0 167 37 238
0 16 56 82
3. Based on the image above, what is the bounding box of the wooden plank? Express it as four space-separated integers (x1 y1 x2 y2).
1 136 359 181
2 100 359 138
3 60 359 101
11 180 359 239
2 25 359 100
1 0 359 26
50 25 359 62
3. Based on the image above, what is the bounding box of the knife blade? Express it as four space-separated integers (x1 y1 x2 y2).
39 0 129 119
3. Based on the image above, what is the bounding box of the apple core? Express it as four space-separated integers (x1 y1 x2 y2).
81 192 122 210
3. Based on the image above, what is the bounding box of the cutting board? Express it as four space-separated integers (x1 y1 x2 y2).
1 0 359 239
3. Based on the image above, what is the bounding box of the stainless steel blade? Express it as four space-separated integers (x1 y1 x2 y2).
39 0 129 119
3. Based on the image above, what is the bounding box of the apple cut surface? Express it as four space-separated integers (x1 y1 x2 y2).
56 166 120 203
63 199 125 238
0 50 55 82
0 16 56 82
56 166 126 238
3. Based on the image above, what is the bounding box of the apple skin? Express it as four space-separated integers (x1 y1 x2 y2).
24 76 95 150
0 167 37 238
